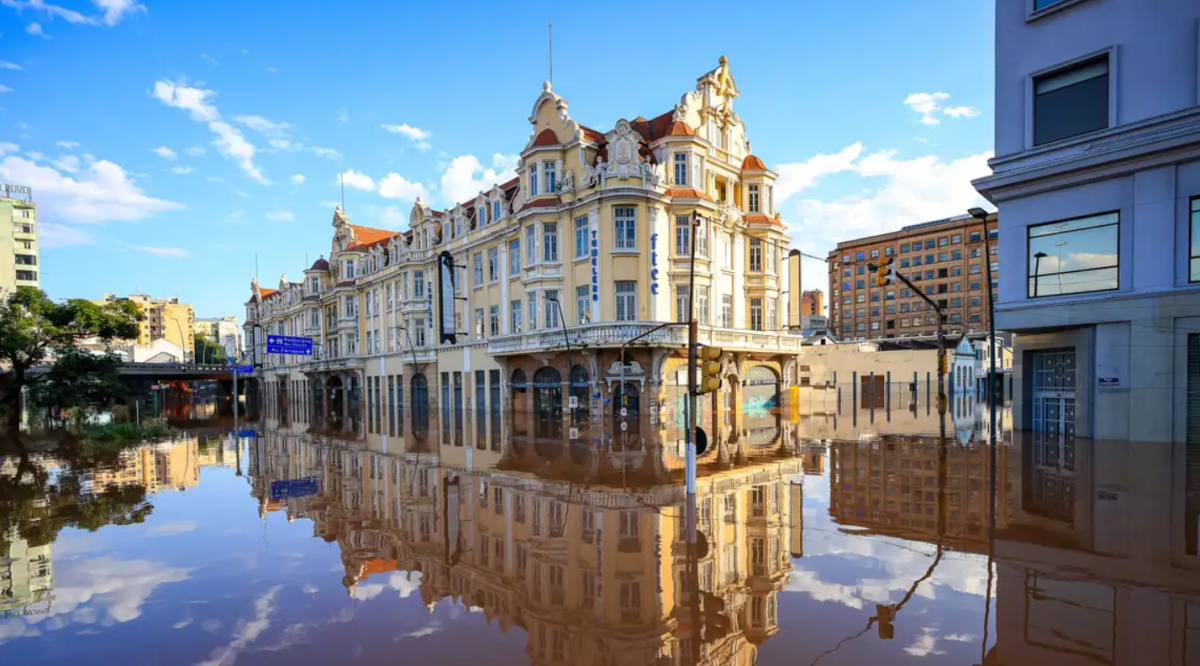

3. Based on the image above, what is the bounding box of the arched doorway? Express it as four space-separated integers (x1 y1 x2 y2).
569 365 590 428
511 369 529 452
347 375 361 431
411 374 429 437
311 378 325 428
745 365 781 450
614 382 640 449
533 367 562 440
326 375 344 425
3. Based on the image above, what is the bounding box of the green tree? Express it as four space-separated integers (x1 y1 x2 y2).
30 348 127 412
0 288 140 429
193 333 228 364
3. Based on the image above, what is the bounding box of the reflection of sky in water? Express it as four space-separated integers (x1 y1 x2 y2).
743 395 773 419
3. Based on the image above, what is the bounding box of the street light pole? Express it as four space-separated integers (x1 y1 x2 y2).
546 295 575 433
970 208 997 449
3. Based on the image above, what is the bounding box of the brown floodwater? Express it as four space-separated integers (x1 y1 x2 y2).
1 401 1191 665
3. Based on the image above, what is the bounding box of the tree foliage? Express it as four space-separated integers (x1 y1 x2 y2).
30 348 127 410
193 333 228 364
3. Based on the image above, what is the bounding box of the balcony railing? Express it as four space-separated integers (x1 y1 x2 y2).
487 321 803 354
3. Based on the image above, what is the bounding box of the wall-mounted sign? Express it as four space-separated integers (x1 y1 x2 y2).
437 251 457 344
1 184 31 200
649 233 660 295
1098 377 1120 388
590 228 599 302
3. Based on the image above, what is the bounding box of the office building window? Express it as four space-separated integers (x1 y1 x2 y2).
765 244 775 273
721 294 733 327
748 184 760 213
674 153 687 186
414 319 426 346
676 285 690 324
543 222 559 263
510 239 520 276
1034 55 1109 146
749 238 763 272
615 281 637 321
575 215 588 260
750 298 763 331
576 286 589 324
1189 198 1200 282
510 300 522 333
614 206 636 250
1028 211 1119 297
675 215 691 256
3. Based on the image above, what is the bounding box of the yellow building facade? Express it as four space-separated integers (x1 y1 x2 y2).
98 293 195 359
0 192 40 294
244 57 803 466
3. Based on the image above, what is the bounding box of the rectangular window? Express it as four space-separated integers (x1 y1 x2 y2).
493 199 501 222
489 369 501 451
856 251 865 261
544 161 556 194
674 153 687 186
615 281 637 321
528 293 538 331
388 376 396 436
1189 198 1200 281
695 219 708 257
414 319 426 346
543 222 558 263
476 370 486 449
750 298 763 331
488 247 498 282
721 294 733 327
489 305 500 337
1028 212 1119 297
576 286 589 324
473 252 483 287
748 184 760 213
475 308 484 338
414 271 425 298
676 285 690 324
951 234 961 244
938 237 949 247
1034 55 1109 146
529 164 538 196
901 243 910 253
749 238 763 272
675 215 691 256
698 286 709 324
510 300 522 333
765 244 775 273
509 239 520 276
870 249 879 259
614 206 636 250
574 215 588 260
545 290 559 329
766 299 776 331
526 226 537 265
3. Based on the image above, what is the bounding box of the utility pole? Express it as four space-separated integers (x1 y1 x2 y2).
685 212 701 501
871 260 948 415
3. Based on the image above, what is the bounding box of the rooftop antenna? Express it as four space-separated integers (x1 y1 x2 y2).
548 21 553 87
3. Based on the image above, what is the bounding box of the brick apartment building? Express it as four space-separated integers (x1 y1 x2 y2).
800 289 824 317
826 212 998 340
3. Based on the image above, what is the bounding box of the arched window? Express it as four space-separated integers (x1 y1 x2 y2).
411 373 429 436
511 368 529 438
533 367 563 440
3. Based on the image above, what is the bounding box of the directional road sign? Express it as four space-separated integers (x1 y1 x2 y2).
266 335 313 356
230 365 254 374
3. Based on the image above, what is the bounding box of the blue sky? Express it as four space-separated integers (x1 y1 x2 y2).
0 0 994 320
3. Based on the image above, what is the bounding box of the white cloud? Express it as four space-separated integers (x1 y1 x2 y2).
195 586 281 666
379 172 427 202
199 53 217 66
205 176 224 183
90 0 144 26
301 584 318 594
0 60 22 70
1 0 143 26
904 627 948 657
0 84 13 93
350 583 385 601
151 80 269 184
265 210 294 222
265 66 277 74
0 142 17 156
904 92 981 125
18 557 191 632
775 143 864 203
944 633 976 642
339 169 375 191
170 166 195 175
312 146 341 160
288 174 305 186
130 245 187 257
40 221 94 247
185 145 206 156
233 190 249 198
233 114 290 137
26 150 43 161
25 21 48 37
439 153 517 205
336 107 349 124
56 140 79 148
0 153 182 224
53 154 80 172
228 210 246 223
151 521 199 537
153 146 177 160
382 122 432 151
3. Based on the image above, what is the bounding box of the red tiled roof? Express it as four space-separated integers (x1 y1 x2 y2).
665 187 713 201
742 154 767 170
260 288 279 299
499 176 519 190
579 125 605 143
431 211 445 218
347 224 399 251
743 213 782 226
532 128 559 146
631 111 675 142
309 258 329 271
523 196 561 209
360 559 397 579
667 120 695 136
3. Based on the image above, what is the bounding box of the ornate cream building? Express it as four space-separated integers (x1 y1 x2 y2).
243 57 803 460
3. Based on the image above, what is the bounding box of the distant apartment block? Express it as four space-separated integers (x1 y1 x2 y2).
0 186 40 294
97 294 195 360
800 289 823 317
826 213 998 341
195 316 241 359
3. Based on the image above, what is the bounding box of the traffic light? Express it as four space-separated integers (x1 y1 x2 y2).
937 352 948 376
875 604 896 640
700 591 730 641
875 257 895 287
697 346 724 394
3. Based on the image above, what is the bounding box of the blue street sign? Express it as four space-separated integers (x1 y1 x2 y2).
230 365 254 374
236 429 257 438
266 335 313 356
271 478 319 501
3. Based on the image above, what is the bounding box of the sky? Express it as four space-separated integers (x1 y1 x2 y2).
0 0 995 320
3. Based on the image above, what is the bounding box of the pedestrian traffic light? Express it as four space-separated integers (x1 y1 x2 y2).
697 346 724 394
875 257 895 287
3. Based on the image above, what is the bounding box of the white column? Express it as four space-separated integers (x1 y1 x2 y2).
500 244 510 334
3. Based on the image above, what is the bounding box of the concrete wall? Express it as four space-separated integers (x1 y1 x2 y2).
798 342 941 388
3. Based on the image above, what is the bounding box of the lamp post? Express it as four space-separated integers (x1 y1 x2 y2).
1032 251 1048 297
968 207 996 447
546 294 574 436
174 319 189 364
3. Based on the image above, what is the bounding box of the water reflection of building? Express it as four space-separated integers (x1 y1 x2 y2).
249 429 803 665
89 439 200 494
828 437 1006 553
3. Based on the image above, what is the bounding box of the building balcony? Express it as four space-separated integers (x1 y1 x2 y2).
487 321 804 355
522 262 563 283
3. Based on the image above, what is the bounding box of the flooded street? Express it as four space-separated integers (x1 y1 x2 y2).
0 402 1192 665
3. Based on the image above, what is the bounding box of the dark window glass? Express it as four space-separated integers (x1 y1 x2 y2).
1028 212 1119 297
1034 56 1109 146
